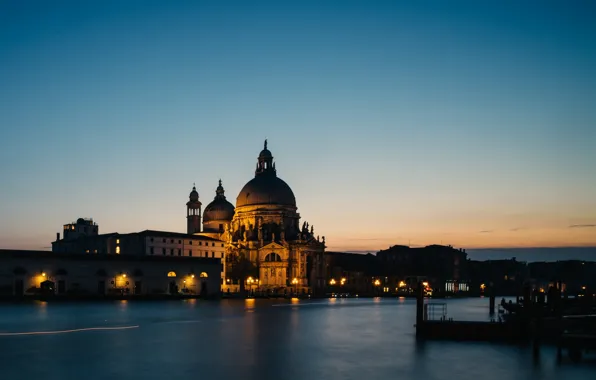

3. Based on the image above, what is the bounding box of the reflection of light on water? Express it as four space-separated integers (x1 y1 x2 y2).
398 296 406 302
291 297 300 304
245 298 255 310
0 325 139 336
329 297 336 303
373 297 381 303
186 298 197 305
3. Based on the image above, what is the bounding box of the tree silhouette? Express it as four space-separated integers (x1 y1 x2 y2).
228 252 258 293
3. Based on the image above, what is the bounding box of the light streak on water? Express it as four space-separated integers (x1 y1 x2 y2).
0 325 139 336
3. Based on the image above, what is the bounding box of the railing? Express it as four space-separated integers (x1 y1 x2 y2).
424 302 448 321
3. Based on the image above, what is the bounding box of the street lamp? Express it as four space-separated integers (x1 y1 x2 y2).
374 279 381 295
292 277 298 295
246 277 254 294
329 278 336 286
340 278 346 286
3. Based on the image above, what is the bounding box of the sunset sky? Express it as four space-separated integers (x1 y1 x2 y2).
1 1 595 251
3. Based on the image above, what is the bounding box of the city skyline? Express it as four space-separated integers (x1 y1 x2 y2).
1 1 595 251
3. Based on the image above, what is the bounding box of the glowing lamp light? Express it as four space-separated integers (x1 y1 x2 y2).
122 274 126 278
422 281 429 287
480 283 486 291
329 279 336 285
191 274 195 278
398 281 406 288
374 279 381 286
42 272 46 277
292 278 298 285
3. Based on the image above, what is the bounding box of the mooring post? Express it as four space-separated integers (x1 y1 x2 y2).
489 283 496 315
416 281 424 338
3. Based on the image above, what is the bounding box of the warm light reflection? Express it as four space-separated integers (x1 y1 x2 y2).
291 297 300 304
245 298 255 309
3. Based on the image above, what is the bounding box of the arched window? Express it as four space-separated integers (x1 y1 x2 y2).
199 272 208 278
264 253 282 262
167 271 176 277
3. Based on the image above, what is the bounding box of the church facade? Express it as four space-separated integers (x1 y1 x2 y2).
191 141 326 294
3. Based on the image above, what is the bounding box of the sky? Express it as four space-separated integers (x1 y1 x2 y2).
1 0 595 252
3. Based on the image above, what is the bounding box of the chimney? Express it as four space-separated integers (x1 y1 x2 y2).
56 232 60 241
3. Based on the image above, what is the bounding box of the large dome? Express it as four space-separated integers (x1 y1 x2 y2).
236 175 296 208
236 140 296 208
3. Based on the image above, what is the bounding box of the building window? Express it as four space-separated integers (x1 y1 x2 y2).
162 248 166 255
189 241 192 245
116 246 120 254
178 249 181 256
85 249 89 253
204 252 208 258
162 238 166 243
150 247 154 255
212 242 215 247
221 244 224 247
199 241 202 246
150 238 154 242
94 249 97 253
178 240 181 244
116 239 120 244
170 249 174 256
189 250 192 257
211 252 215 258
171 239 174 243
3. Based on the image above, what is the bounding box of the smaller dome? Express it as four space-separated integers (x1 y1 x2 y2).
189 185 199 202
259 148 272 158
203 180 235 223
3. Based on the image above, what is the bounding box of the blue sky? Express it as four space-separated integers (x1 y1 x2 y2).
1 1 595 251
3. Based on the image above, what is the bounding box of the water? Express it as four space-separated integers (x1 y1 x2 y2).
0 298 592 379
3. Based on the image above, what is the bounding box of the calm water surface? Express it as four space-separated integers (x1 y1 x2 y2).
0 297 592 379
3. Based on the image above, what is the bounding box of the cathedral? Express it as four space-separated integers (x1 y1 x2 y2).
187 141 326 294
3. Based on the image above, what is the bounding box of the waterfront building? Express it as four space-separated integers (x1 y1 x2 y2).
0 249 221 297
53 227 226 283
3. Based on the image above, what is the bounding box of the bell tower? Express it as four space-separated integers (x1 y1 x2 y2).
186 184 202 234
